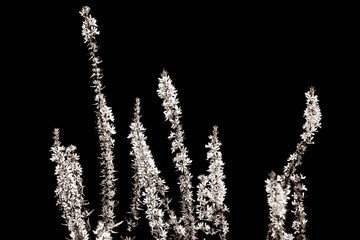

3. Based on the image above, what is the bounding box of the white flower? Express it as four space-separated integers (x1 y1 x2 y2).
127 98 173 239
50 129 89 240
80 6 118 237
266 87 321 240
157 70 196 239
196 126 229 239
80 6 100 44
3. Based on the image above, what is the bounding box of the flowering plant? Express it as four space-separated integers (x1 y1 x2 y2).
265 87 322 240
50 5 323 240
50 6 230 240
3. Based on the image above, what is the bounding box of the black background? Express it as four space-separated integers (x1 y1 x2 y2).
7 1 357 239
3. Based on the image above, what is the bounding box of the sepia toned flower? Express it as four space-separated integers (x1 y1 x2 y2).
50 129 90 240
266 87 321 240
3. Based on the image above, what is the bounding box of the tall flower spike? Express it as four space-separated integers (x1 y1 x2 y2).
196 126 229 239
283 86 322 181
128 98 182 239
50 128 90 240
157 70 197 240
80 6 120 239
286 86 321 240
265 87 322 240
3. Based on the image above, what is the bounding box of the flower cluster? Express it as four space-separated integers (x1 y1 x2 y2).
302 87 322 144
157 70 196 239
283 87 322 181
290 173 308 238
80 6 100 46
80 6 119 239
265 87 322 240
196 126 229 239
50 129 90 240
265 171 292 240
127 98 182 239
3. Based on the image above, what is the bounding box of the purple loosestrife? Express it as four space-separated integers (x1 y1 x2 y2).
50 5 232 239
265 87 322 240
80 6 120 239
196 126 229 240
127 98 182 240
157 70 197 240
283 87 322 182
50 129 90 240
